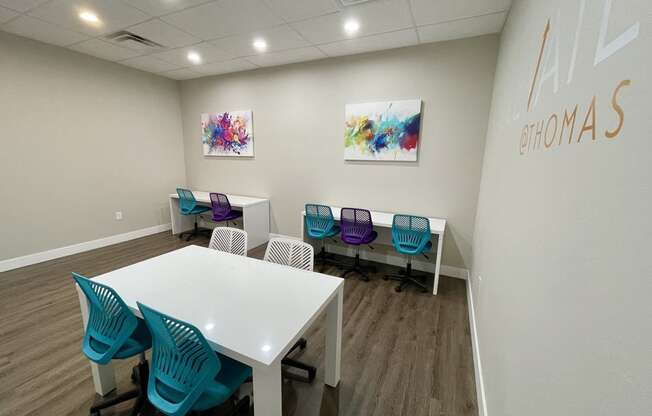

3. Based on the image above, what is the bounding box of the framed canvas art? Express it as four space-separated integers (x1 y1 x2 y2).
344 99 422 161
201 111 254 157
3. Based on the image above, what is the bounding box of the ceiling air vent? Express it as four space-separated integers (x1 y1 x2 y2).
338 0 375 6
105 31 164 51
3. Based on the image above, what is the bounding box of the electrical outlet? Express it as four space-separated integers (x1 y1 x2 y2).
115 211 123 220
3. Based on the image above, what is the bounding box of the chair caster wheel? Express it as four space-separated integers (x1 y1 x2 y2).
383 276 389 281
299 339 307 350
395 287 402 293
178 234 183 239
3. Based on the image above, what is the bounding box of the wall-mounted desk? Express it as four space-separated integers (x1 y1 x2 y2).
169 191 270 249
301 206 446 295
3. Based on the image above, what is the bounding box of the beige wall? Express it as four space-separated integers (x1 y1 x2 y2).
472 0 651 414
0 32 186 261
179 36 499 269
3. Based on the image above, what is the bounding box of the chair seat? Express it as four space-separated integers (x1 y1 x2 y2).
89 318 152 360
342 230 377 245
212 210 242 222
156 353 252 412
181 206 211 215
307 225 340 239
392 239 432 255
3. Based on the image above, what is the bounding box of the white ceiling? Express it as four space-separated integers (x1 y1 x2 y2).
0 0 511 80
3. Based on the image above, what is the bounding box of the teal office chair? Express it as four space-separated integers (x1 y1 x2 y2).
305 204 341 270
384 214 433 293
73 273 152 416
176 188 211 242
137 302 251 416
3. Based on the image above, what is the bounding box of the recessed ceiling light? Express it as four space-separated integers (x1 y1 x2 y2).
187 51 201 64
252 38 267 52
79 11 100 24
344 19 360 36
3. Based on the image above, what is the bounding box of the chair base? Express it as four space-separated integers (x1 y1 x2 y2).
384 263 429 293
178 217 212 242
315 246 346 272
90 358 149 416
281 337 316 384
341 253 376 282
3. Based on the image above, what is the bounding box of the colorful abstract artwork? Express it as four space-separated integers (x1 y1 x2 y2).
344 99 422 161
201 111 254 157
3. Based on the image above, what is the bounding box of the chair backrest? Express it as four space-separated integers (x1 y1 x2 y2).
73 272 138 365
177 188 197 214
209 193 232 220
264 237 314 271
391 214 431 253
304 204 335 237
208 227 248 256
138 302 220 416
340 208 373 242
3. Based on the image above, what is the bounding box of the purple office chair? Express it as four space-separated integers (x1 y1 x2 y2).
340 208 378 281
209 193 242 226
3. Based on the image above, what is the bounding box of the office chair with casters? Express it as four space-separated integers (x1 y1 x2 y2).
340 207 378 281
209 227 248 256
176 188 211 242
384 214 432 293
263 238 317 383
137 302 251 416
210 193 242 226
72 273 152 416
304 204 341 270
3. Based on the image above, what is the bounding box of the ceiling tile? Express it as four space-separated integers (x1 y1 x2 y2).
69 38 143 61
150 42 235 66
119 55 183 72
209 24 308 57
417 11 507 44
0 5 18 23
290 0 413 45
245 46 325 67
159 67 201 79
194 58 259 76
320 28 418 57
262 0 339 23
126 18 200 49
0 0 50 13
161 0 283 40
123 0 209 17
28 0 150 36
409 0 511 26
2 15 89 46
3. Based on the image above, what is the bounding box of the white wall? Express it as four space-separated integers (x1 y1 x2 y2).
179 36 499 269
472 0 651 414
0 32 187 261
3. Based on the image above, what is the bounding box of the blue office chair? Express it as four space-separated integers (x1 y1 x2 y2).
384 214 432 293
305 204 341 270
137 302 251 416
73 273 152 416
176 188 211 242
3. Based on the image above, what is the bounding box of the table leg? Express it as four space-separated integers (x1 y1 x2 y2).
243 201 270 249
76 285 116 396
169 197 192 235
252 361 282 416
433 232 444 295
325 286 343 387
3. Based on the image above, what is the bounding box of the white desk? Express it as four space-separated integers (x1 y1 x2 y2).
301 206 446 295
77 245 344 416
169 191 270 249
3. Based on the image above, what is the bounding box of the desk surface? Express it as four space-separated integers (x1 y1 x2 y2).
93 245 343 366
170 191 268 207
302 205 446 234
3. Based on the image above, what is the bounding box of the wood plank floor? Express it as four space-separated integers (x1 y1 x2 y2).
0 232 476 416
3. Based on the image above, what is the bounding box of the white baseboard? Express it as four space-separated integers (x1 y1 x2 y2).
467 280 488 416
269 232 468 280
0 223 172 272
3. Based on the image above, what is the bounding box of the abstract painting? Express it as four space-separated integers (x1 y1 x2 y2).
201 111 254 157
344 99 422 161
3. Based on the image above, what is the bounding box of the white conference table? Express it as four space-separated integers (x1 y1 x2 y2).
76 245 344 416
301 205 446 295
169 191 270 249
